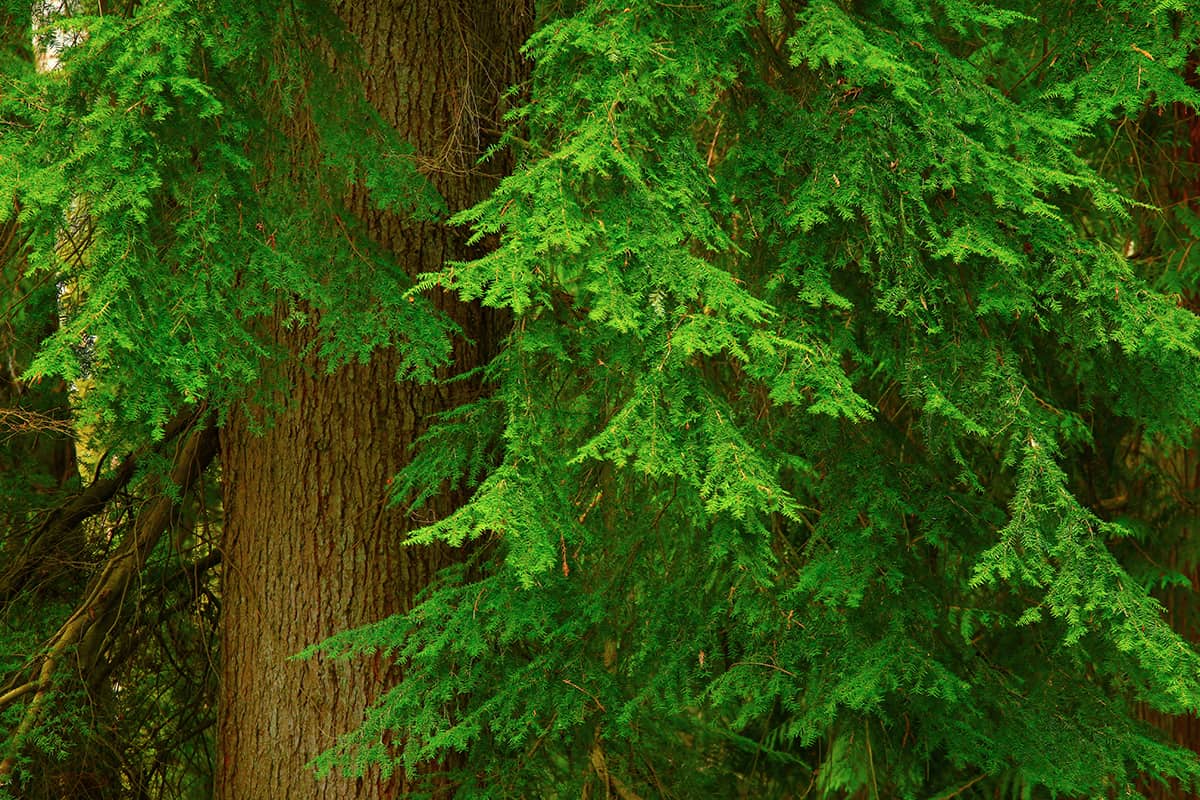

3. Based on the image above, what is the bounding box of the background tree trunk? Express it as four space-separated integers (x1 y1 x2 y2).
1138 52 1200 800
215 3 530 799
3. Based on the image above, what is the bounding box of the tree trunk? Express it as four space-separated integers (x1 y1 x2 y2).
1138 51 1200 800
215 3 530 799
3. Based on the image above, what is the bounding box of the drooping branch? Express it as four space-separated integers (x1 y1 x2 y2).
0 412 219 786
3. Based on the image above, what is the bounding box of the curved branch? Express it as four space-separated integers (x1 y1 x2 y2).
0 406 201 601
0 415 219 786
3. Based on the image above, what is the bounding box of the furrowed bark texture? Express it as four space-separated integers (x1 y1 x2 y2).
1139 57 1200 800
215 3 530 799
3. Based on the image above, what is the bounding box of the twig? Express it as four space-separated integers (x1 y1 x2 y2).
562 678 606 712
930 773 987 800
0 417 218 784
731 660 797 677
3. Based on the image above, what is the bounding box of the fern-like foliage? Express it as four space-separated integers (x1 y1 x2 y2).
305 1 1200 797
7 0 1200 797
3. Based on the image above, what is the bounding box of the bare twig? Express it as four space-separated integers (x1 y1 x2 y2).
0 406 74 437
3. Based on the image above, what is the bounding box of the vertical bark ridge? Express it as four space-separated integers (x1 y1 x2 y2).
1138 52 1200 800
216 3 531 798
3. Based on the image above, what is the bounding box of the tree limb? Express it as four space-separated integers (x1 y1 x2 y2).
0 414 219 786
0 406 201 601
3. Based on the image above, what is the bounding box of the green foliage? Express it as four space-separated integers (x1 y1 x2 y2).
8 0 1200 797
0 0 453 445
310 0 1200 797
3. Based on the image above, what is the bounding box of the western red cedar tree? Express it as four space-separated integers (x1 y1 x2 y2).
3 2 1200 799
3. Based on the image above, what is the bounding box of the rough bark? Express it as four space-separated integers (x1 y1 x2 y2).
215 3 530 799
1138 53 1200 800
